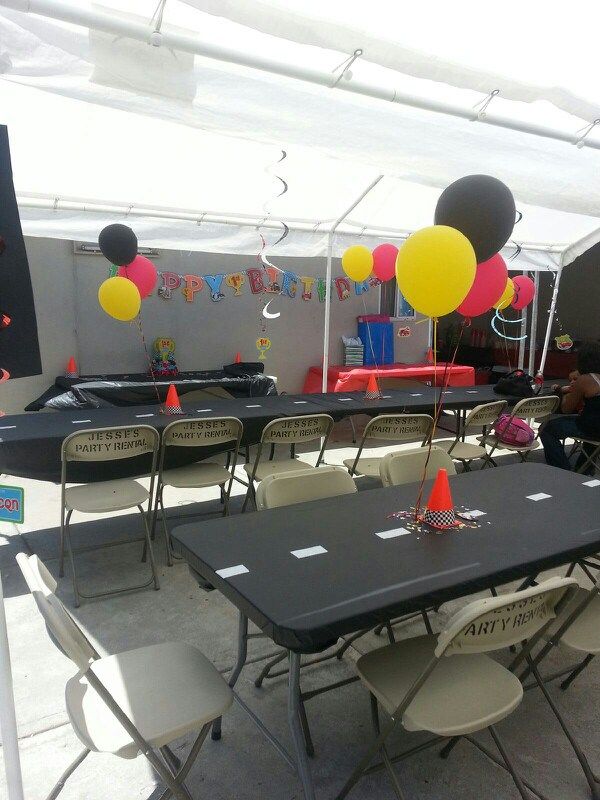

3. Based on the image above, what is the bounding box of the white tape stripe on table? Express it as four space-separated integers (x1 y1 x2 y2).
291 545 327 559
583 479 600 487
527 493 552 501
196 408 213 412
135 413 154 418
246 404 261 408
216 564 249 579
0 425 16 430
375 527 411 539
72 420 92 424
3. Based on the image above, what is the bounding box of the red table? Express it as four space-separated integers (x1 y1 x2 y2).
302 362 476 393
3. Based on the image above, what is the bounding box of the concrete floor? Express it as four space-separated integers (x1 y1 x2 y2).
1 414 598 800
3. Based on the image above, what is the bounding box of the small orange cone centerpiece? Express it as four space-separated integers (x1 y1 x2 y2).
164 383 184 415
65 356 78 378
422 468 460 530
364 373 382 400
235 352 242 363
426 346 434 364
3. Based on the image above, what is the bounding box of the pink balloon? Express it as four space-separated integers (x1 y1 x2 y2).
118 255 157 299
511 275 535 310
456 253 508 317
372 243 398 282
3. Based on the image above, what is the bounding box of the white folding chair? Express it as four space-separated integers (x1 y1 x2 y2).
16 552 233 800
478 395 560 463
343 414 434 479
60 425 160 607
336 577 578 800
152 417 243 566
436 400 507 470
256 465 357 510
570 436 600 474
242 414 334 511
379 445 456 487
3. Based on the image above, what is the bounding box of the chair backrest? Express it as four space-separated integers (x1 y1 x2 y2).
435 577 578 657
163 417 242 449
511 395 559 422
261 414 334 446
256 466 357 509
16 553 96 670
377 378 428 391
62 425 159 463
464 400 507 430
364 414 434 444
380 446 456 487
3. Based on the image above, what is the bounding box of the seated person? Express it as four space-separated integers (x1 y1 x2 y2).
540 342 600 471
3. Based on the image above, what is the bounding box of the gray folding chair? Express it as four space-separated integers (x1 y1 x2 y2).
16 552 233 800
151 417 243 565
436 399 507 470
60 425 160 607
570 435 600 474
242 413 334 511
478 394 559 463
379 445 456 487
336 577 578 800
343 414 434 479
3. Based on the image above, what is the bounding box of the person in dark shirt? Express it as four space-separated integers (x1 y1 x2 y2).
540 342 600 471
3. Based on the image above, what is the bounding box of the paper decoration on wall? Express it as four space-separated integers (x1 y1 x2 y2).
335 277 351 301
151 337 178 377
262 299 281 319
182 274 203 302
226 272 245 296
280 271 298 298
204 274 225 301
555 333 573 351
265 266 281 293
159 271 180 299
397 326 412 338
300 276 314 300
247 268 265 294
355 280 369 295
316 278 327 303
256 336 272 360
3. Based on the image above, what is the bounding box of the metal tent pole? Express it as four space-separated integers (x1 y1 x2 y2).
0 572 24 800
321 176 383 392
539 261 563 374
5 0 600 151
528 271 540 376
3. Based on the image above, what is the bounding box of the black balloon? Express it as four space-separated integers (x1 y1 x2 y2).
98 224 138 266
434 175 516 263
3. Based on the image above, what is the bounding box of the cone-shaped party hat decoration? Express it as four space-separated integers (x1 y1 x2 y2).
164 383 184 415
426 346 434 364
65 356 78 378
422 468 460 530
365 373 382 400
234 352 242 364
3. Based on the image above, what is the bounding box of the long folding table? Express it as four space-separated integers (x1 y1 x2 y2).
171 463 600 800
0 384 558 482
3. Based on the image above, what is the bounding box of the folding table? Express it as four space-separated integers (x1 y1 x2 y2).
171 463 600 800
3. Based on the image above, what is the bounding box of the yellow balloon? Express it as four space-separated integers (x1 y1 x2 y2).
98 276 141 321
395 226 476 318
341 245 373 282
493 278 515 310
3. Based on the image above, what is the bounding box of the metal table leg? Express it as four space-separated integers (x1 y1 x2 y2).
212 612 248 740
288 651 317 800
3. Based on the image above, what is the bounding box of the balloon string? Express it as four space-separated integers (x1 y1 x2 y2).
414 317 466 520
135 314 162 408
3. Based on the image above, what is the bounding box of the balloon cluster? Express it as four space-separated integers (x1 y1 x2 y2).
342 175 536 320
97 225 158 321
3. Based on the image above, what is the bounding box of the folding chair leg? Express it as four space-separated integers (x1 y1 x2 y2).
439 736 461 760
139 504 160 591
385 622 396 643
527 658 599 800
241 481 256 513
59 504 66 578
380 745 407 800
158 491 173 567
298 695 316 758
336 717 398 800
370 693 380 735
155 723 212 800
255 649 287 687
560 654 595 691
336 628 371 660
63 512 81 608
45 747 90 800
488 725 530 800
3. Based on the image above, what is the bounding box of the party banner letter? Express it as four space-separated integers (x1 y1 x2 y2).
161 272 181 291
335 277 351 301
354 280 369 295
247 268 265 294
281 271 298 298
226 272 246 296
316 278 327 303
300 276 314 300
204 274 225 302
182 274 203 303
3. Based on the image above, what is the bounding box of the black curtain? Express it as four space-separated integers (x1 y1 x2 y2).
0 125 42 377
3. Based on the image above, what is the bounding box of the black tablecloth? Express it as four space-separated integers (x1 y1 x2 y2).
171 463 600 652
25 370 277 411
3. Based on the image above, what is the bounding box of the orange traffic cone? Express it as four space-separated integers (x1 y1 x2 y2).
364 373 382 400
422 468 460 530
234 352 242 364
65 356 78 378
426 347 434 364
164 383 184 415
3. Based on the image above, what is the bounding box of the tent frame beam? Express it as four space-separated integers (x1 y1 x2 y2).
5 0 600 152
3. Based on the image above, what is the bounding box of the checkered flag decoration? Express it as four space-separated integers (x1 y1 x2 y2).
364 373 382 400
164 383 184 415
421 467 460 530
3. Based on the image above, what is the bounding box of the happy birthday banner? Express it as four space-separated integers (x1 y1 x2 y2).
156 266 381 304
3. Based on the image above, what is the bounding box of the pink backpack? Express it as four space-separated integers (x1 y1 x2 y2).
493 413 535 446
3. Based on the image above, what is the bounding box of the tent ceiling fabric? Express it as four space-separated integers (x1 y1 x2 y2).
0 1 599 261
